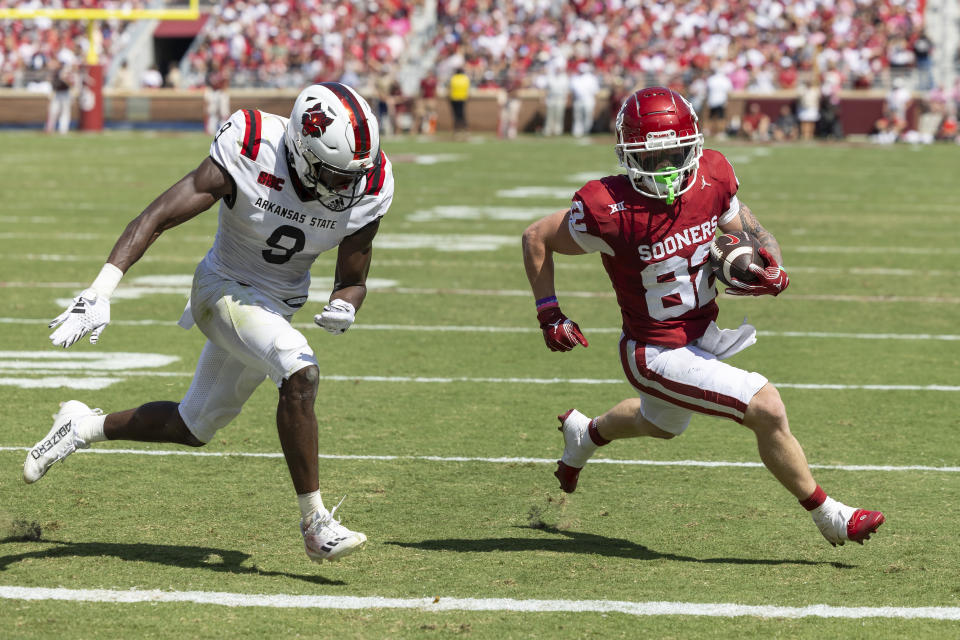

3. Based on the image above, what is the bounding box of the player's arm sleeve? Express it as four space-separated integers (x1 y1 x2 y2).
208 109 249 175
715 153 742 226
567 196 615 255
345 155 394 234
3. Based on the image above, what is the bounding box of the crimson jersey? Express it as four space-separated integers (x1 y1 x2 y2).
568 149 741 348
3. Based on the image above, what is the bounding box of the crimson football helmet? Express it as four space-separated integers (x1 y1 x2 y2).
284 82 380 211
615 86 704 203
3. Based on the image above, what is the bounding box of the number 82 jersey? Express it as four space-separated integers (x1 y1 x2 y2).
567 149 739 348
204 108 393 312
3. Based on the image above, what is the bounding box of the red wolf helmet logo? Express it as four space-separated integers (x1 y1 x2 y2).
301 104 334 138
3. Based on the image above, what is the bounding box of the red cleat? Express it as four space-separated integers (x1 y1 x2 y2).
554 460 582 493
846 509 885 545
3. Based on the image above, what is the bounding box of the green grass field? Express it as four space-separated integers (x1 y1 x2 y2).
1 131 959 638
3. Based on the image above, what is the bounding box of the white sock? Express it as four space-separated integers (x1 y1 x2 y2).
297 491 325 520
75 413 107 443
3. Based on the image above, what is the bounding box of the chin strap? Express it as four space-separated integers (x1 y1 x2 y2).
654 166 680 204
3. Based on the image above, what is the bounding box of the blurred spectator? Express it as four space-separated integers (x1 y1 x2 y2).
705 66 733 137
570 62 599 137
540 59 569 137
392 78 413 134
904 99 943 144
165 62 183 89
740 102 770 141
204 61 230 136
912 33 933 91
497 63 523 139
816 93 843 140
141 64 163 89
416 72 439 135
374 70 397 136
112 61 135 91
797 81 821 141
936 113 958 143
449 67 470 137
870 108 905 144
777 60 799 90
687 71 707 116
44 59 73 135
886 77 912 122
771 104 799 141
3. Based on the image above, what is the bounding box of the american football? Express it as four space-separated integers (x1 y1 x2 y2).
709 231 762 287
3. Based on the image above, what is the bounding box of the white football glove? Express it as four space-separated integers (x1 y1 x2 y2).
49 288 111 348
314 299 355 335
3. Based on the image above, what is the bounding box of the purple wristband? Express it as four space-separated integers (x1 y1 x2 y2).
536 296 559 312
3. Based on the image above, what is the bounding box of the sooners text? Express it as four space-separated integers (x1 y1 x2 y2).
637 215 718 261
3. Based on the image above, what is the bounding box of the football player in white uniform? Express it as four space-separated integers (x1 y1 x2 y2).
26 82 394 563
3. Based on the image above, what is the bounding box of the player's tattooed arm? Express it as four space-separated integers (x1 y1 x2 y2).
736 203 783 265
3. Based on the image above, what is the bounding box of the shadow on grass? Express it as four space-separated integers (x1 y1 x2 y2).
387 525 854 569
0 538 345 585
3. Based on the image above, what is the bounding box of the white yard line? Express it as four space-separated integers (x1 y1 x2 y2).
0 586 957 619
2 282 958 303
10 255 960 278
2 317 959 341
0 370 956 391
1 232 957 255
0 447 957 473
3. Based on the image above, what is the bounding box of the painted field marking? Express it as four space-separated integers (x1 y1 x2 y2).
0 447 958 473
0 351 180 389
4 317 958 341
0 587 958 620
0 369 956 392
2 231 958 255
11 255 960 279
2 281 957 304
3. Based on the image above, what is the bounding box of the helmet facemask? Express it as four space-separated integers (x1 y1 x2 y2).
286 139 367 212
616 130 703 204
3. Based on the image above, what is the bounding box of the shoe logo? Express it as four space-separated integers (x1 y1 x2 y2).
31 420 72 459
859 514 867 521
320 538 345 553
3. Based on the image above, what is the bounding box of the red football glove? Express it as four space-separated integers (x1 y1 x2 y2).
726 247 790 297
537 306 589 352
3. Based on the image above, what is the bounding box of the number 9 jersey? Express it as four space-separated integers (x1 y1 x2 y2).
567 149 740 348
204 108 393 312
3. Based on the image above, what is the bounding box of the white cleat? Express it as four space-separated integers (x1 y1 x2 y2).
300 499 367 563
23 400 99 484
554 409 597 493
811 497 885 547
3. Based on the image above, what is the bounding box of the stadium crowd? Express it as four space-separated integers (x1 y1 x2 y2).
178 0 414 90
1 0 958 142
0 1 148 88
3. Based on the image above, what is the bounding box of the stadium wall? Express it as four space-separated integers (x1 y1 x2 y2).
0 88 900 136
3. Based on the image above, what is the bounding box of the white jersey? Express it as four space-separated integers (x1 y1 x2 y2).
202 108 394 312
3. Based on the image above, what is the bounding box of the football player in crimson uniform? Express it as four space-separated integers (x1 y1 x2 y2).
522 86 884 547
27 83 394 563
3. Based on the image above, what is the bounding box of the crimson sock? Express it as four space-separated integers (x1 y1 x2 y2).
799 485 827 511
588 419 610 446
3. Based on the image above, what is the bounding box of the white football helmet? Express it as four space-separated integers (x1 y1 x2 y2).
284 82 380 211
